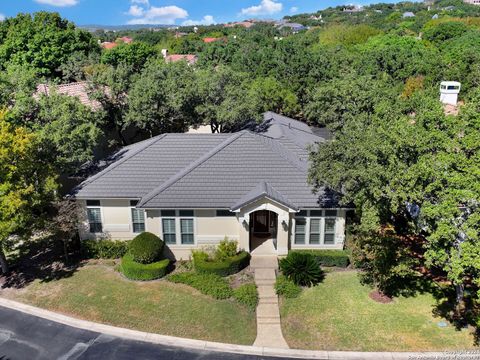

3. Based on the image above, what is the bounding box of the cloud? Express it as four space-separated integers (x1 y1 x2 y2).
240 0 283 16
127 5 188 25
182 15 215 26
34 0 78 7
127 5 144 17
0 14 5 21
290 6 298 13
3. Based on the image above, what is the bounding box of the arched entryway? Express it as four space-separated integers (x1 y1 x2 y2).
249 210 278 255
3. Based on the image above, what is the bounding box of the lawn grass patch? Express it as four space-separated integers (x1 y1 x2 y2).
2 265 256 345
167 272 233 299
280 271 475 351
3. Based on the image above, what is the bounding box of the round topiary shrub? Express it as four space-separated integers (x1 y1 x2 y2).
279 252 325 287
128 232 164 264
121 253 169 281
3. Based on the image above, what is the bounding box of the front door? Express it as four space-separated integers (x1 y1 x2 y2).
252 210 269 233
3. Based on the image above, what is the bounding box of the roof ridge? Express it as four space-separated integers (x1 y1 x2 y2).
138 131 246 207
74 134 168 193
248 131 308 172
230 180 298 211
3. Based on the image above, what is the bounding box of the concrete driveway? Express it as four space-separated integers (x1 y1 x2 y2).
0 306 296 360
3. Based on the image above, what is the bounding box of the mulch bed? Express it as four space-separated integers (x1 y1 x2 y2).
369 290 393 303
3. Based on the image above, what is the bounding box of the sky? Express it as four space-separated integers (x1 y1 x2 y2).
0 0 397 26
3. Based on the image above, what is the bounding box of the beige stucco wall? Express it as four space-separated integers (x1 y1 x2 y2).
78 199 348 260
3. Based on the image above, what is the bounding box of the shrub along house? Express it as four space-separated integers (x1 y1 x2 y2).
74 112 348 259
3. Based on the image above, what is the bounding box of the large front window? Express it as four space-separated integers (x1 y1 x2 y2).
161 210 195 245
294 210 338 246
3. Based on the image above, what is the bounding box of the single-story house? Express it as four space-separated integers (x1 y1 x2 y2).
74 112 348 259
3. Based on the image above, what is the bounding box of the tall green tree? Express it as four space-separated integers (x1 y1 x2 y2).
0 12 99 78
195 66 259 132
126 60 199 136
0 111 57 273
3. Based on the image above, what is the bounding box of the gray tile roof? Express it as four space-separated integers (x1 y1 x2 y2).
230 181 298 211
74 113 341 209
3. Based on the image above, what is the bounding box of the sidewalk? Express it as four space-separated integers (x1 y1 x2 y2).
251 255 289 349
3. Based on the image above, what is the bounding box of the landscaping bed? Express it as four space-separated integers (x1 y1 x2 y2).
1 263 256 345
279 271 475 351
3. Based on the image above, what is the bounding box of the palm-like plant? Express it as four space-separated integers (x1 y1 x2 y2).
279 252 325 287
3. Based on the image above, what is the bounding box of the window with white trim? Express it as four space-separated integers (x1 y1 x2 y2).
294 210 338 245
179 210 194 244
160 210 195 245
324 210 337 245
294 210 307 244
130 200 145 233
86 200 102 233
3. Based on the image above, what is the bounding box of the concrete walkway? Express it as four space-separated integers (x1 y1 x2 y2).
251 255 289 349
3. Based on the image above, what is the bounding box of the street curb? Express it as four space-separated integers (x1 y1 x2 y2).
0 297 448 359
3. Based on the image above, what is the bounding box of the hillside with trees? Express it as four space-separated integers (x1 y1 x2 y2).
0 0 480 337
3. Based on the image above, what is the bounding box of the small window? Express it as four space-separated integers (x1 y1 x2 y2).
216 210 236 217
309 218 321 245
87 208 102 233
86 200 100 206
325 210 337 217
324 218 336 244
131 208 145 233
179 210 194 217
310 210 322 217
162 218 176 244
294 218 306 244
297 210 308 217
161 210 176 217
180 219 194 244
130 200 139 207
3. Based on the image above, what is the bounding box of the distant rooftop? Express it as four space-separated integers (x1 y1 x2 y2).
34 82 101 111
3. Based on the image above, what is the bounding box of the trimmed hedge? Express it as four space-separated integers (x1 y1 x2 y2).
167 272 233 299
129 232 164 264
291 250 350 268
233 283 258 309
193 251 250 277
81 239 128 259
275 275 302 298
120 253 169 281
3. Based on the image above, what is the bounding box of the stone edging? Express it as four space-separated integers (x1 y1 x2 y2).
0 297 448 359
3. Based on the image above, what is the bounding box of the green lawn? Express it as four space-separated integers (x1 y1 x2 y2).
2 264 256 345
280 271 476 351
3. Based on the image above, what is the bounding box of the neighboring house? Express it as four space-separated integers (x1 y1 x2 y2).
276 22 307 33
402 12 415 18
203 37 224 43
464 0 480 5
34 82 102 111
100 36 134 49
74 112 348 259
118 36 133 44
165 54 198 65
161 49 198 65
100 41 117 50
224 21 255 28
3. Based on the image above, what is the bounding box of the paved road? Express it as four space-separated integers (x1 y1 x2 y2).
0 306 297 360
